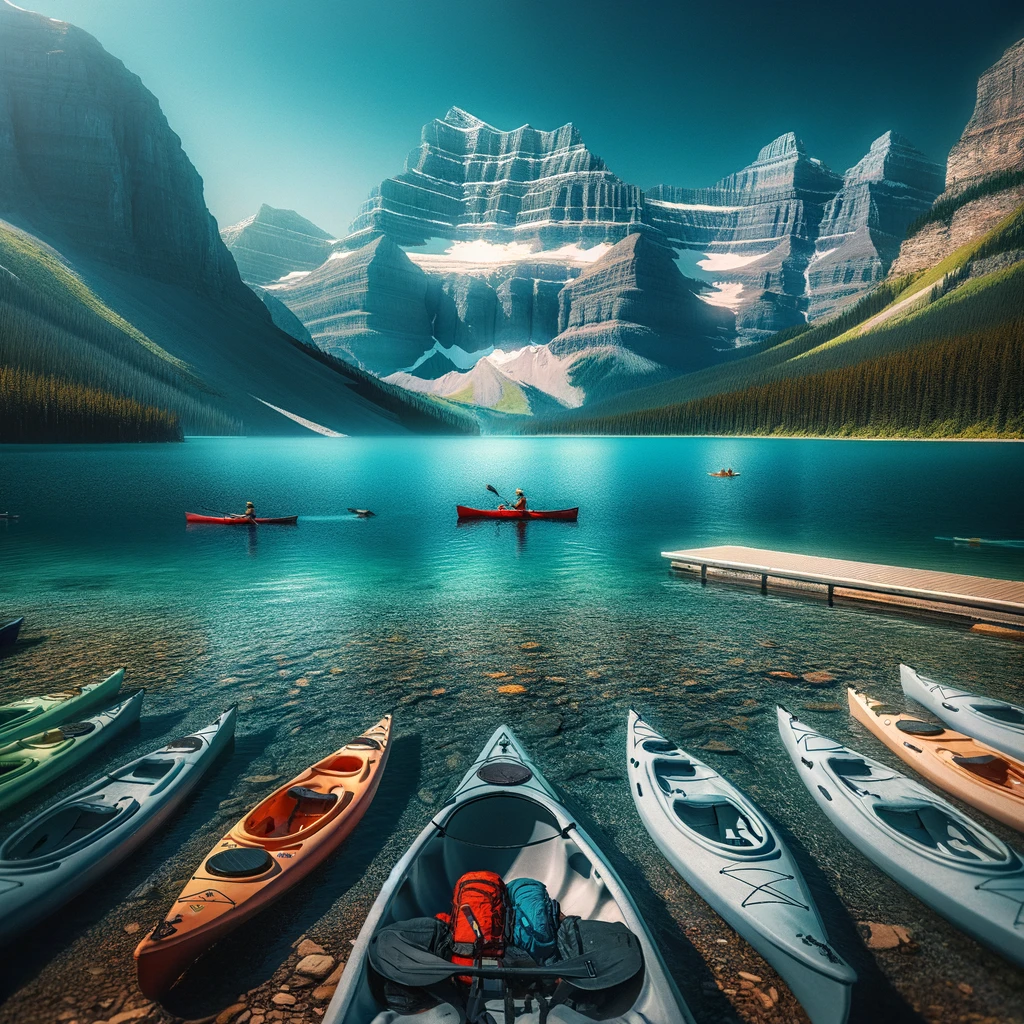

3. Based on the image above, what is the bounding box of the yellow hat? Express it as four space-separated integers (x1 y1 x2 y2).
515 488 523 494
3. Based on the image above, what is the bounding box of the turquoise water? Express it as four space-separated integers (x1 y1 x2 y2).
1 437 1023 1023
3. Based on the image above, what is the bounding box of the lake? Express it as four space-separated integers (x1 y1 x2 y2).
1 436 1023 1024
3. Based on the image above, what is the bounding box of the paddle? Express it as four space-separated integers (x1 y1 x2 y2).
487 484 526 513
369 924 642 990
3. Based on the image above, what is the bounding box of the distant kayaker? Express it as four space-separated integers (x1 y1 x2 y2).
499 488 528 511
236 501 256 521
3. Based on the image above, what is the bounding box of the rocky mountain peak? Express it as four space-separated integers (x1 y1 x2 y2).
443 106 490 129
756 131 805 162
221 204 335 285
946 37 1024 190
843 132 944 192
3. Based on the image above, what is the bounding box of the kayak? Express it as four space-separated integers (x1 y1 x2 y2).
135 715 392 998
627 712 855 1024
848 688 1024 832
0 708 235 944
0 668 125 746
777 706 1024 966
708 472 740 477
185 513 298 525
901 664 1024 762
0 690 144 813
325 725 693 1024
455 506 579 521
0 617 24 648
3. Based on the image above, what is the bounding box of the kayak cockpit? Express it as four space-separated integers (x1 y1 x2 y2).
970 703 1024 726
0 706 38 729
350 791 647 1023
242 784 352 841
1 797 138 861
671 797 772 853
873 803 1014 864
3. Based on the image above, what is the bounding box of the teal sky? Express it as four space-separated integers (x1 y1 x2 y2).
28 0 1024 237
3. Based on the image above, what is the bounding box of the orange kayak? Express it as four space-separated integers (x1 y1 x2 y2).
134 716 392 997
849 688 1024 832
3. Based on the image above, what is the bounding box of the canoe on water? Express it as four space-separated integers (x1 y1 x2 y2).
0 617 24 648
778 706 1024 967
0 708 235 944
135 715 392 998
708 472 740 477
325 724 692 1024
0 668 125 746
184 513 298 525
0 690 144 813
455 506 579 521
849 688 1024 832
627 712 855 1024
901 664 1024 763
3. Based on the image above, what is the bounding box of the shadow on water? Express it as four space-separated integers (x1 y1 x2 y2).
0 725 249 1004
555 787 739 1023
160 732 422 1019
765 811 925 1024
0 634 48 660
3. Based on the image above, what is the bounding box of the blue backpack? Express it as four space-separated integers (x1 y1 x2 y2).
507 877 561 965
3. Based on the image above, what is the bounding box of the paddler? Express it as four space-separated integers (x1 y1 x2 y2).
499 488 528 511
236 501 256 521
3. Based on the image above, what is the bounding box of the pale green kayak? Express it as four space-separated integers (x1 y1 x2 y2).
0 668 125 746
0 690 143 813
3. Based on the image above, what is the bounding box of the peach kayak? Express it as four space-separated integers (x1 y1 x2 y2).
135 715 392 998
849 688 1024 832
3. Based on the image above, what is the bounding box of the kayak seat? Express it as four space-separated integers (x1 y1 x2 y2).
970 703 1024 725
953 754 1010 783
875 805 1004 863
269 786 341 836
895 719 945 736
672 798 764 849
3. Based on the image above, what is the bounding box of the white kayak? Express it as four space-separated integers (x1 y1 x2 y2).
0 707 235 944
777 706 1024 966
627 712 855 1024
0 690 144 813
325 725 694 1024
901 664 1024 762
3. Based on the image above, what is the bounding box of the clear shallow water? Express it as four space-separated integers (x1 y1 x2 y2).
0 437 1022 1024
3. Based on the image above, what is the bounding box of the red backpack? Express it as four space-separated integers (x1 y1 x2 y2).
437 870 509 982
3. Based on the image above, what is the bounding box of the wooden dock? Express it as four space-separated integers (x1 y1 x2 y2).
662 545 1024 625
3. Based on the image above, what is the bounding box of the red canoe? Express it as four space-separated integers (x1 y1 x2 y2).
456 506 579 521
185 513 298 525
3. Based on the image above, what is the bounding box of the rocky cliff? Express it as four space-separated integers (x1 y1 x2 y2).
551 231 732 370
274 236 433 374
346 106 644 249
946 38 1024 191
806 132 943 317
0 0 246 297
893 37 1024 275
222 205 335 285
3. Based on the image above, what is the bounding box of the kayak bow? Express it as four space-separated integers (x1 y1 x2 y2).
455 506 579 521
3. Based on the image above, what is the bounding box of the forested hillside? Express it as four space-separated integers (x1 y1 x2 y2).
530 204 1024 439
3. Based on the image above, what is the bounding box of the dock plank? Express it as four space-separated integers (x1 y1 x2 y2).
661 545 1024 616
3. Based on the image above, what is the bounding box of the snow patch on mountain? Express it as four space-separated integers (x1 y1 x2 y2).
698 282 745 311
697 252 765 272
